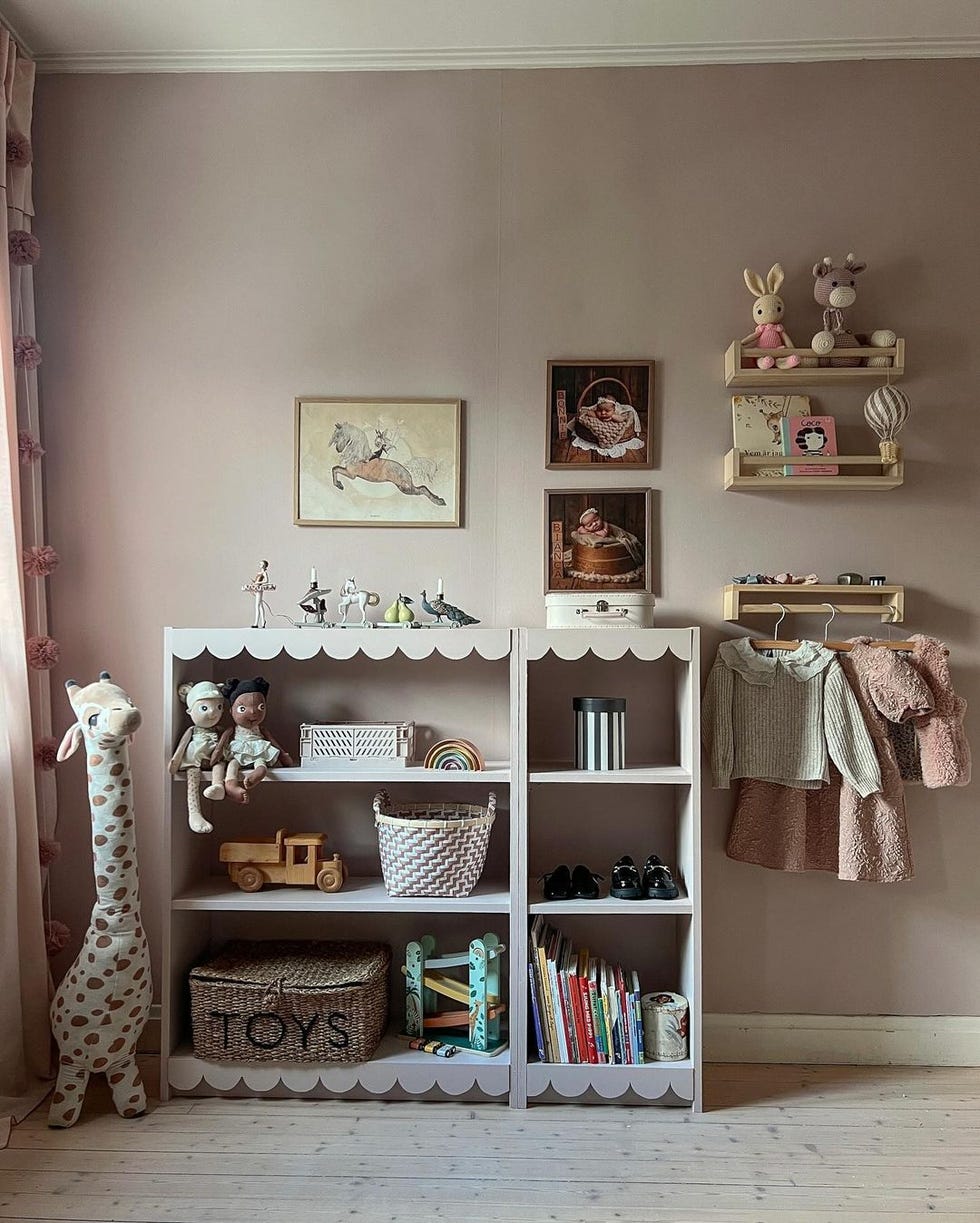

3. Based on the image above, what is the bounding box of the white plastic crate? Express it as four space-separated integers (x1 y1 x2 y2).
299 721 415 769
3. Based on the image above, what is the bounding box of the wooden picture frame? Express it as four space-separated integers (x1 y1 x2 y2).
547 360 654 469
545 488 652 593
294 397 462 528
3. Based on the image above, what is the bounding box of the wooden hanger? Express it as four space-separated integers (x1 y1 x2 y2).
750 603 916 653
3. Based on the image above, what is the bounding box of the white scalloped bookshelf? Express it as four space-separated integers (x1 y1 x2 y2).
161 626 701 1110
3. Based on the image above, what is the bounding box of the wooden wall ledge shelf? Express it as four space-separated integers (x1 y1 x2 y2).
724 450 904 491
724 583 905 624
725 339 905 387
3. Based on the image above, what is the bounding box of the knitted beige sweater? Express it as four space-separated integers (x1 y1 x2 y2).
703 639 882 796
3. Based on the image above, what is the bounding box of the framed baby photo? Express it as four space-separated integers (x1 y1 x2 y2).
294 397 462 527
545 488 652 593
547 360 655 469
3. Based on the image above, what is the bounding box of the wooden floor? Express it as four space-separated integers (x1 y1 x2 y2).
2 1064 980 1221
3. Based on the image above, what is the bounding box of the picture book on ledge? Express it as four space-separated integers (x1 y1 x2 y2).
731 393 811 479
781 414 838 476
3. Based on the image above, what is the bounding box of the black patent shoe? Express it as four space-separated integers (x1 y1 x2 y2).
542 864 572 900
610 855 644 900
570 864 602 900
643 854 679 900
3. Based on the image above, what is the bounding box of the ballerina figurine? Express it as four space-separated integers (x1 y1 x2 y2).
211 677 293 803
169 681 227 833
242 560 276 629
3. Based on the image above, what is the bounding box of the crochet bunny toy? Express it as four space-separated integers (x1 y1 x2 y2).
211 676 293 803
811 252 866 366
741 264 800 369
169 681 227 833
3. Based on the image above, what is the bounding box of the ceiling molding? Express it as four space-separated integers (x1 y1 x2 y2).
32 36 980 74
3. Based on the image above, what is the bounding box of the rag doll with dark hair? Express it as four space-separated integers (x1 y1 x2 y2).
210 677 293 802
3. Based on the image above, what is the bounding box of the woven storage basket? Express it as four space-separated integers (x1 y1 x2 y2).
189 939 390 1063
374 790 496 898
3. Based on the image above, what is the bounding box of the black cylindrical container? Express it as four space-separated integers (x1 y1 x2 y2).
573 696 626 771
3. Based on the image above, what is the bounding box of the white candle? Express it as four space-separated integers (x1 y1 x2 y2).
437 578 444 598
310 567 317 586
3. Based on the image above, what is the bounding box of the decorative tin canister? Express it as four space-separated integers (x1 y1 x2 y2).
573 696 626 771
641 992 689 1061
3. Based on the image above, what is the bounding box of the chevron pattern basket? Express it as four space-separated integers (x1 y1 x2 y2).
373 791 496 898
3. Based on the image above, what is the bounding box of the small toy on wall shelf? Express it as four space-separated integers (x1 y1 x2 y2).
811 253 867 366
220 829 346 893
169 681 227 833
337 576 380 626
864 384 911 462
420 581 480 627
212 677 293 803
732 573 819 585
242 560 275 629
741 264 800 370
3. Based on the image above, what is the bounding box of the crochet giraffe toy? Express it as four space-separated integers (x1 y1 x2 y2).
49 672 152 1128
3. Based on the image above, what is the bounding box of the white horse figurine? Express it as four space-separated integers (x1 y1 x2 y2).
337 578 380 625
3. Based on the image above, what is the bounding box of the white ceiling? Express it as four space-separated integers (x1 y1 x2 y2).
3 0 979 72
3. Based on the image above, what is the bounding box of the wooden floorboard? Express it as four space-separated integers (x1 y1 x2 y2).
2 1064 979 1221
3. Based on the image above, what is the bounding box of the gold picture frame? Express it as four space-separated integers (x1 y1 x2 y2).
294 397 462 528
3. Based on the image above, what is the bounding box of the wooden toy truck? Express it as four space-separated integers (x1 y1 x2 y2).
219 830 346 894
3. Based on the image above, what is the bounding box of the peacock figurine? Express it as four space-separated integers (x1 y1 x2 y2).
419 589 480 627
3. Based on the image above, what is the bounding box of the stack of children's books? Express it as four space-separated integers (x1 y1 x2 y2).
529 915 645 1064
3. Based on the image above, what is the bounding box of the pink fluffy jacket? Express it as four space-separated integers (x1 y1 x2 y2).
908 635 971 788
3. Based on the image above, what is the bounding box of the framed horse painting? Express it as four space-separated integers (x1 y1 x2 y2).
294 398 462 527
546 360 655 469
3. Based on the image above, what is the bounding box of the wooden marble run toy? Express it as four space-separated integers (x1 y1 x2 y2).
402 934 508 1056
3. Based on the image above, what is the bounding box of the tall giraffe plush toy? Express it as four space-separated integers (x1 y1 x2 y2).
49 672 152 1128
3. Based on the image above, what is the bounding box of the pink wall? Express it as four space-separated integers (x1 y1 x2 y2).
33 60 980 1015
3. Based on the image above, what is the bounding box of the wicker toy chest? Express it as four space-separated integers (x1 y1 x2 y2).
189 939 390 1063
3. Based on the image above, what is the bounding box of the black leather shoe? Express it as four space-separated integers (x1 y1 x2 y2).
570 864 602 900
610 855 644 900
643 855 679 900
542 864 572 900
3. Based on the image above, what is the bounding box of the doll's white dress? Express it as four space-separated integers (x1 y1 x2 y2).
228 726 280 767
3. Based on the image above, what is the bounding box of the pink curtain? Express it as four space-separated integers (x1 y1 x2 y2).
0 27 51 1144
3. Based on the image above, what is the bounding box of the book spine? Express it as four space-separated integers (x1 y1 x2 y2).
590 977 606 1063
546 955 570 1062
559 969 580 1063
527 961 546 1063
535 946 558 1062
631 970 645 1064
568 970 587 1065
578 975 598 1063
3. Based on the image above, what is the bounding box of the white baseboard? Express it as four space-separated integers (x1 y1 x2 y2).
705 1013 980 1066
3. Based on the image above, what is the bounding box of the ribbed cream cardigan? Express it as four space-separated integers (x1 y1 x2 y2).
703 639 882 796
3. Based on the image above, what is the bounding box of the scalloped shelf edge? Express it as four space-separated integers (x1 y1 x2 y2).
524 627 694 662
166 627 513 662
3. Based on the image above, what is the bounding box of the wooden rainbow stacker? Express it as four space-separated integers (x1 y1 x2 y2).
401 934 508 1056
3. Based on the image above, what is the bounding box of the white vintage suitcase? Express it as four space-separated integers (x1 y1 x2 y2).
545 591 656 628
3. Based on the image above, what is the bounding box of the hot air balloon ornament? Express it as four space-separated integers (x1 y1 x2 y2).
864 384 911 463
